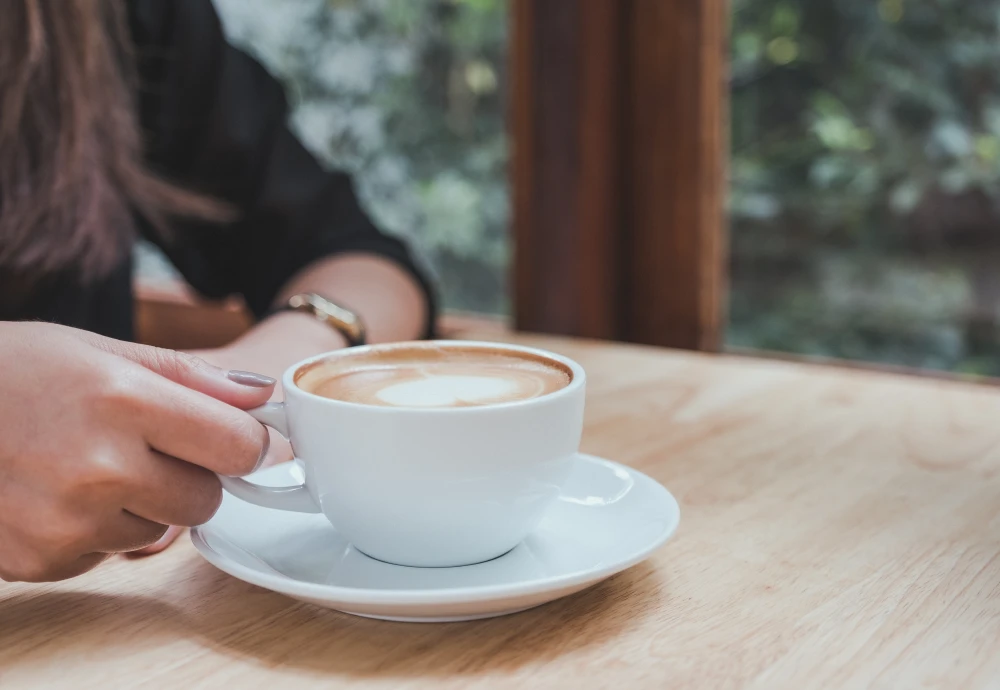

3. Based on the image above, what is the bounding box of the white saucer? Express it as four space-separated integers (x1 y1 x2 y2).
191 454 679 622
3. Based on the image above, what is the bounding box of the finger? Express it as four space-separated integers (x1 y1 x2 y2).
77 330 276 409
129 370 271 477
94 511 169 553
123 450 224 527
126 436 283 559
44 553 111 582
7 553 110 583
262 426 293 468
127 526 186 557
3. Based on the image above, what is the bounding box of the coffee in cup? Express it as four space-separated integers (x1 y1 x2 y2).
218 341 586 568
294 345 572 408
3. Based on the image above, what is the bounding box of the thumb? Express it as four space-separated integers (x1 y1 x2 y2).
78 333 276 409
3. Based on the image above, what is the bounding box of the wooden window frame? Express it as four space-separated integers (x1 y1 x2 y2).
512 0 728 351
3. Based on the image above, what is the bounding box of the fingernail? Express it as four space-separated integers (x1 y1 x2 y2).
253 427 271 473
153 526 181 548
125 526 184 558
227 370 276 387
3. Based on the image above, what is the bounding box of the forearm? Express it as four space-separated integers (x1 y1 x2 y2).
276 252 428 344
196 253 429 384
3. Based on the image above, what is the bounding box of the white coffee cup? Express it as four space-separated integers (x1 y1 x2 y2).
219 341 586 567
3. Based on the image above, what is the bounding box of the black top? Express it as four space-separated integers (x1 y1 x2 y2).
0 0 434 341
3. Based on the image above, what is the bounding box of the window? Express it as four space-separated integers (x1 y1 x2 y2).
729 0 1000 375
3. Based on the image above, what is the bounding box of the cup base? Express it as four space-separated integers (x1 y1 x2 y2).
353 544 519 569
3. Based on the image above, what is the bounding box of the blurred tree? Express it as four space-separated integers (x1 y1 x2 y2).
730 0 1000 374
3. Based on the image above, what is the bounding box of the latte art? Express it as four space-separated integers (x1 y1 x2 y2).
295 346 571 408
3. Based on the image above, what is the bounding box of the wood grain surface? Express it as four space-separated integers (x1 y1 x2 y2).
3 333 1000 689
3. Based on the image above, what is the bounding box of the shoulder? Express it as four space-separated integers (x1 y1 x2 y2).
127 0 232 171
128 0 222 53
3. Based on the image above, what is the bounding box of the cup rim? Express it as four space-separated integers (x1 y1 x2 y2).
281 340 586 413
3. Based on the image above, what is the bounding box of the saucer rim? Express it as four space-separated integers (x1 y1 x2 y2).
191 454 680 607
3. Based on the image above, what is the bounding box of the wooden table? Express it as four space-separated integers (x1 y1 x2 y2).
4 334 1000 689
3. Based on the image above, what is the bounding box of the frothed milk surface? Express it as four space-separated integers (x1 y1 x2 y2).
295 346 572 408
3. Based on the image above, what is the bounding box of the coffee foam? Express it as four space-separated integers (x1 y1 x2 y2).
375 373 520 407
295 346 572 408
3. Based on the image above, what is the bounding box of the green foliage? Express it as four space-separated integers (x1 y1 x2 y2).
730 0 1000 372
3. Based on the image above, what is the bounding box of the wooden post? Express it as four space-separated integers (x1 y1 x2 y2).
512 0 727 350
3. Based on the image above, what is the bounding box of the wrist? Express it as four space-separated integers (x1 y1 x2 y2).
269 292 366 347
251 311 349 352
212 312 347 377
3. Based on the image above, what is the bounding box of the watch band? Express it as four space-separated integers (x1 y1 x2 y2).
267 293 367 347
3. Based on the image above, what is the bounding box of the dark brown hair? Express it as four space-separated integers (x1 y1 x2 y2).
0 0 228 282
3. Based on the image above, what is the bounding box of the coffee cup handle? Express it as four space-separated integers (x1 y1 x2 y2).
216 403 322 514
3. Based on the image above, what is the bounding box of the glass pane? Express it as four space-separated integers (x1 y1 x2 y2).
140 0 510 315
728 0 1000 375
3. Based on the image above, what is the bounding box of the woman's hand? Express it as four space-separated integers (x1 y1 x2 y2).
128 252 429 557
190 312 350 471
128 311 348 555
0 321 274 582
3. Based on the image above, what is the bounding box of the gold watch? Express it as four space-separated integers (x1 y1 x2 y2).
271 293 367 347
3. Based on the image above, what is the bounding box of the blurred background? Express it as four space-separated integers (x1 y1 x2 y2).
141 0 1000 376
729 0 1000 375
141 0 511 316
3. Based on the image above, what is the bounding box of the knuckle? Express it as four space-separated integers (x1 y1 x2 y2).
185 474 223 525
176 350 210 372
155 349 206 382
92 370 144 413
151 348 182 379
86 448 131 487
59 447 132 501
224 415 266 476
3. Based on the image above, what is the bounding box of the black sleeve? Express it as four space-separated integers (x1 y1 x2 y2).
128 0 436 336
